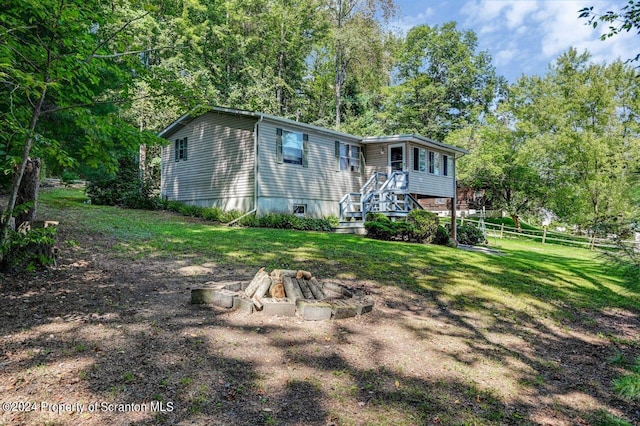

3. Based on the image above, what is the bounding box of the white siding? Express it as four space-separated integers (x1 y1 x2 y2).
407 143 455 198
257 119 364 217
362 141 456 198
160 112 257 210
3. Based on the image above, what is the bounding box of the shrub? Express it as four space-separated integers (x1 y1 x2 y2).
407 210 439 243
365 220 397 240
433 225 452 246
1 227 57 273
236 213 334 232
456 223 486 245
86 156 159 209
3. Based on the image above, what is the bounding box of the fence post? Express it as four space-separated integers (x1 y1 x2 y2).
542 226 547 244
500 223 504 239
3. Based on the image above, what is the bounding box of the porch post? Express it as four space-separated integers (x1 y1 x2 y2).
451 195 457 243
451 167 457 243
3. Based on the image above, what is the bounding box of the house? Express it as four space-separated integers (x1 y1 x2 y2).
159 106 467 234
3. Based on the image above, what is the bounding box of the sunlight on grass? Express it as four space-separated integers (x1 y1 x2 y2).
38 188 640 320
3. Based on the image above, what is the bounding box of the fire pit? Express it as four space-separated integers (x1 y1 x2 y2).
191 268 374 320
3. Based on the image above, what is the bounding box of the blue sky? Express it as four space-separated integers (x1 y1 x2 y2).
391 0 637 82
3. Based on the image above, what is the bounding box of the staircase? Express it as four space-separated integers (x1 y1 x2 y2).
338 171 423 230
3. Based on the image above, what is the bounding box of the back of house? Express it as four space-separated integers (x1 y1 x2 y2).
159 107 467 222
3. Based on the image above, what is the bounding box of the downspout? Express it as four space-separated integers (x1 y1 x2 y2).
228 114 263 226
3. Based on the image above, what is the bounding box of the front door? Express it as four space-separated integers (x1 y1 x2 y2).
389 144 405 171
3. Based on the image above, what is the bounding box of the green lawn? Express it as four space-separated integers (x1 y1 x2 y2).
39 187 640 320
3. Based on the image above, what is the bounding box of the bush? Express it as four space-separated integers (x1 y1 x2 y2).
456 223 486 245
433 225 452 246
86 156 159 209
236 213 334 232
365 220 398 240
1 227 57 273
407 210 439 243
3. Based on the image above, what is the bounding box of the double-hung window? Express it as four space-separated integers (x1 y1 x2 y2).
336 142 361 172
428 151 440 175
443 154 453 176
413 147 426 172
276 129 308 167
175 137 188 161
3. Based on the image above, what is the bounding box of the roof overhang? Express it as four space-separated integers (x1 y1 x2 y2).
361 134 468 157
158 105 361 142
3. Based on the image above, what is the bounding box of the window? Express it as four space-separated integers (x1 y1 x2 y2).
428 151 440 175
336 142 361 172
435 198 447 205
413 147 426 172
293 204 306 217
277 129 308 167
443 154 449 176
174 137 188 161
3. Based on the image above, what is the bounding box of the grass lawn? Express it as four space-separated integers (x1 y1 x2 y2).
0 187 637 426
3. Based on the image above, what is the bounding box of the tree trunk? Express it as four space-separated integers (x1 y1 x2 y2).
511 214 521 232
15 158 41 227
0 87 48 253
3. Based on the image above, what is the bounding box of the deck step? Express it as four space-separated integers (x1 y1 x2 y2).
334 221 366 235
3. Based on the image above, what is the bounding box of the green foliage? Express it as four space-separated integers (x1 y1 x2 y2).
0 227 57 273
433 225 452 246
383 22 507 140
86 157 160 210
454 223 486 246
579 1 640 63
407 210 439 243
237 213 335 232
160 200 241 224
365 211 440 243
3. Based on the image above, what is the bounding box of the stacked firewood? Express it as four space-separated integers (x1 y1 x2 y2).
244 268 343 310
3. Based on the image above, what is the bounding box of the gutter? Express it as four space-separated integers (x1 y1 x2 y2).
228 114 264 226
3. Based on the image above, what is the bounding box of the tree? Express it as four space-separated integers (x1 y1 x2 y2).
321 0 397 129
448 115 548 230
0 0 164 253
579 1 640 63
507 49 640 231
382 22 507 141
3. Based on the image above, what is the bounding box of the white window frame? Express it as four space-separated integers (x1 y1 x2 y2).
413 147 426 172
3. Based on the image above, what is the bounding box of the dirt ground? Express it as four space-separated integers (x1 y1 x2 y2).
1 220 639 425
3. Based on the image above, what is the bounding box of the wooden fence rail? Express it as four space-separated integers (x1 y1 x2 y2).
459 217 637 251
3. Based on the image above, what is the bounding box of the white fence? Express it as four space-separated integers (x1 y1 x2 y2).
459 217 639 252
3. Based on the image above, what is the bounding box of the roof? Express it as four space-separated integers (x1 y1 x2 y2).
158 106 361 142
158 106 467 156
362 135 468 156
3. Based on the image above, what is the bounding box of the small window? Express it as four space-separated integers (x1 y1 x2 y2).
337 142 361 172
443 154 449 176
293 204 306 217
175 137 188 161
413 147 426 172
428 151 440 175
435 198 447 205
277 129 308 166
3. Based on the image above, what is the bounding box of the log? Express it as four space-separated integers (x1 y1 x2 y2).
282 275 304 301
252 274 274 309
245 268 268 297
296 270 312 280
271 269 298 279
307 277 326 300
269 281 286 298
297 278 313 300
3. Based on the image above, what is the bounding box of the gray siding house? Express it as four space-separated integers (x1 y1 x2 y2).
159 107 467 226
